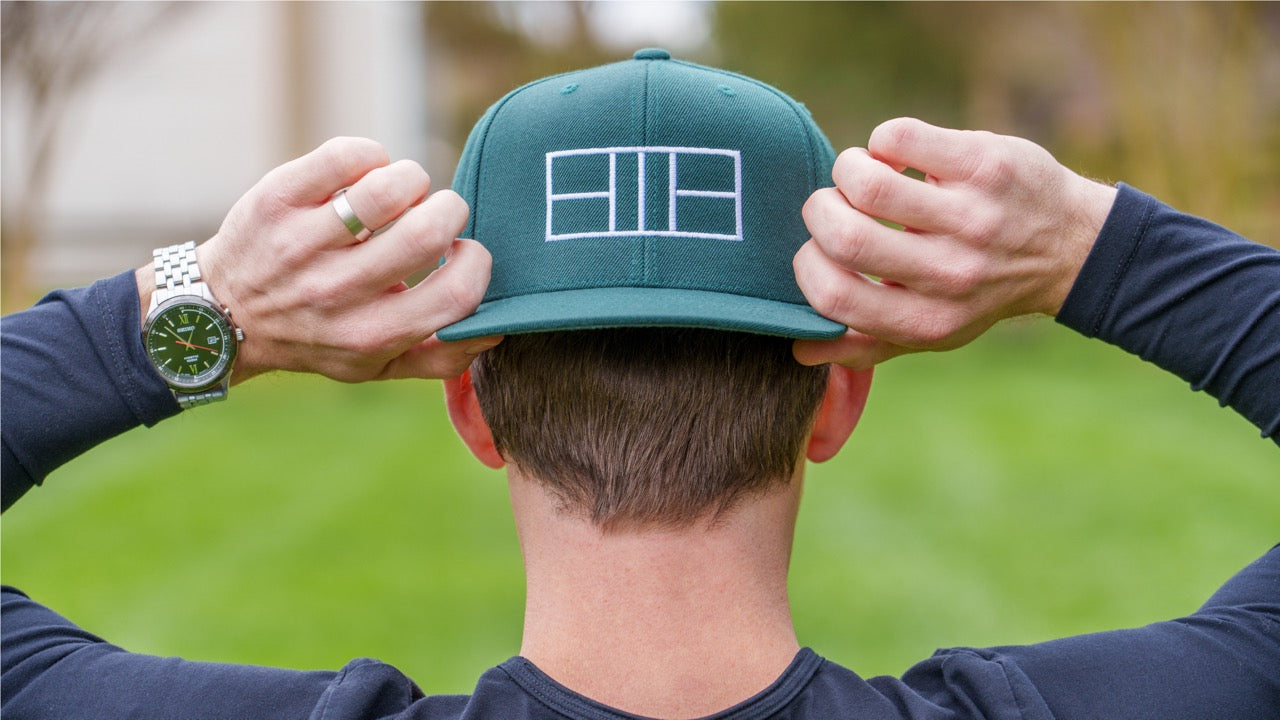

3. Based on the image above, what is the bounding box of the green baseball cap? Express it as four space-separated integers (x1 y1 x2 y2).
437 48 845 341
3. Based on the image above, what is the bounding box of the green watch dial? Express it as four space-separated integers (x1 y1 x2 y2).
144 299 237 391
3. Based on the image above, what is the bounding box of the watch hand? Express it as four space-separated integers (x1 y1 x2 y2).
175 339 220 354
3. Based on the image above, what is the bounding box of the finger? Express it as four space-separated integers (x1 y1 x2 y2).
267 137 391 205
379 238 492 340
793 331 908 370
354 189 469 290
326 159 433 245
379 335 504 380
868 117 991 184
794 240 946 347
830 147 961 234
803 189 941 283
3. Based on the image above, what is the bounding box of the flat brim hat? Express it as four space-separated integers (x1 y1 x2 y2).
438 48 845 341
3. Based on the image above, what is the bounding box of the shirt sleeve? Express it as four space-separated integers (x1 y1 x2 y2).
908 185 1280 718
1056 184 1280 445
944 543 1280 720
0 586 422 720
1 270 181 511
0 272 430 718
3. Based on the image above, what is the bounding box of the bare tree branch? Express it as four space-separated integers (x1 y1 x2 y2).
1 1 189 310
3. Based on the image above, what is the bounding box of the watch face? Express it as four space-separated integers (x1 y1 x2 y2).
144 299 237 390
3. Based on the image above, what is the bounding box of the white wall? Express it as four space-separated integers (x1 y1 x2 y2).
3 1 431 289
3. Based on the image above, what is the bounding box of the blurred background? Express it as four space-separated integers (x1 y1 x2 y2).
5 1 1280 308
3 0 1279 699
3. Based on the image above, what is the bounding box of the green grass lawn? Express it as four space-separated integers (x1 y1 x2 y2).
3 319 1276 695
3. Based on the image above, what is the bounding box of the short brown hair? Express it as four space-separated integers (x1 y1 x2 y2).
470 328 829 528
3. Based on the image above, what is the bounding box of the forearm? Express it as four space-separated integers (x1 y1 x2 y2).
0 271 179 511
1 586 348 719
985 543 1280 719
1 139 494 512
1057 184 1280 444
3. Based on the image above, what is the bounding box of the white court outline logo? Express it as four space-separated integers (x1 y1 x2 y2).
545 146 743 242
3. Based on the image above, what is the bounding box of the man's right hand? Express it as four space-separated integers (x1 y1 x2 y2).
137 137 499 385
793 118 1118 370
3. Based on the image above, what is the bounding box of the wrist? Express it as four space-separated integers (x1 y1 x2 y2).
135 264 154 327
1043 178 1118 316
140 242 244 407
188 242 261 385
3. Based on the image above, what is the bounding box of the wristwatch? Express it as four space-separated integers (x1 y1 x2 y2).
142 241 243 408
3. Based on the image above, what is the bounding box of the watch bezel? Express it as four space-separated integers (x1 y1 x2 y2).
143 295 238 392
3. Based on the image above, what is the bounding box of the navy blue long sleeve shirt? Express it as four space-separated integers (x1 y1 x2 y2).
2 184 1278 719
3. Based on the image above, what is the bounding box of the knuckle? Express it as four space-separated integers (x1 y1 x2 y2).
301 273 352 313
401 159 432 191
804 193 870 271
929 255 984 297
345 322 396 358
440 269 487 313
462 239 493 278
804 272 856 322
271 235 312 269
869 117 916 155
249 176 301 221
385 159 432 205
363 181 402 224
954 203 1003 244
830 149 897 218
433 189 470 228
423 195 465 237
825 219 870 269
802 188 836 231
310 286 345 315
322 137 388 174
903 308 961 348
831 147 863 182
845 165 892 214
398 206 452 261
392 155 424 173
792 242 816 276
967 138 1016 190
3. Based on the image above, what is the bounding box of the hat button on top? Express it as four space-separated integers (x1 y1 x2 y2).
633 48 671 61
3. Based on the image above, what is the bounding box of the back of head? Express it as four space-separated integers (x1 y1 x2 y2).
442 49 846 529
472 328 828 528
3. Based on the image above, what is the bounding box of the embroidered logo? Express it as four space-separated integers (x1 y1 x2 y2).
545 146 743 242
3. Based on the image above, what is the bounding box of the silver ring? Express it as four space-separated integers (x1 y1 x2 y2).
332 189 372 242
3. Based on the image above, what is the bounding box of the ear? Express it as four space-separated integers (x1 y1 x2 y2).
806 365 873 463
443 369 505 469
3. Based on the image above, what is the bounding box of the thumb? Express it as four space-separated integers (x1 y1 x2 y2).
793 330 907 370
379 335 504 380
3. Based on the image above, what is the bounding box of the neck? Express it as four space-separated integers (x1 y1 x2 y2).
509 468 803 719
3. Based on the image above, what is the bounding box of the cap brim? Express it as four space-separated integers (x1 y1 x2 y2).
436 287 846 341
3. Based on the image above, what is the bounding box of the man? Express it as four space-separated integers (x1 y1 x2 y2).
3 51 1278 719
